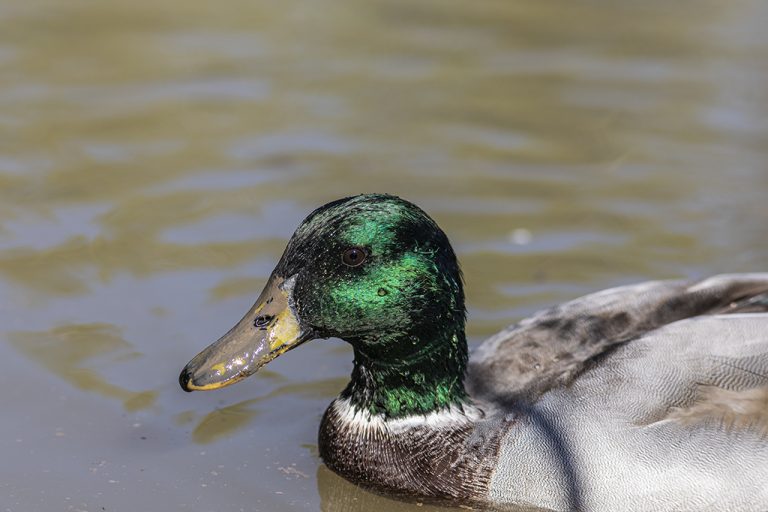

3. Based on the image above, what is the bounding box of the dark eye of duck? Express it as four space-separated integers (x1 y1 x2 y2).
341 247 368 267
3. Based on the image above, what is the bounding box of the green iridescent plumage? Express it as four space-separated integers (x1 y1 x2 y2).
274 194 468 417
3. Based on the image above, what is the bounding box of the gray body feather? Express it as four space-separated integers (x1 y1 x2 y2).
471 274 768 510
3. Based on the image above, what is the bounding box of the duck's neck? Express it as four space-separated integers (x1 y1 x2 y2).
341 325 469 418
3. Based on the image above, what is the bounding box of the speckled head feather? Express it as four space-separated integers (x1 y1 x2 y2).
273 194 469 417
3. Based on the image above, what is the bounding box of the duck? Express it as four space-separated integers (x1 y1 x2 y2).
179 193 768 512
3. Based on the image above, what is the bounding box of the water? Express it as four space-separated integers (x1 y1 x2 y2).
1 0 767 510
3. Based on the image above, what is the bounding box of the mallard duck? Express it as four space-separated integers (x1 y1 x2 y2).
179 194 768 511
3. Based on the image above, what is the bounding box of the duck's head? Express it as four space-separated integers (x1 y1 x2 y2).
179 194 467 414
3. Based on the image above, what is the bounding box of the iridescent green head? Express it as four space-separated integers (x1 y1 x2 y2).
180 194 468 417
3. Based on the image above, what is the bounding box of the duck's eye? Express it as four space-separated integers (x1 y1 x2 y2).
341 247 368 267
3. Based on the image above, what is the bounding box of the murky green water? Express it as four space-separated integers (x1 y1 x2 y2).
1 0 766 510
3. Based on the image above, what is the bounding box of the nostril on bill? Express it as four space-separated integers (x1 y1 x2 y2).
253 314 275 329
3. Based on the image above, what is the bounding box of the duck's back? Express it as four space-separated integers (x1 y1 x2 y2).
467 274 768 511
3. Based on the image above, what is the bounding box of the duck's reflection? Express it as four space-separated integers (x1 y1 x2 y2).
189 377 347 444
316 464 457 512
316 464 548 512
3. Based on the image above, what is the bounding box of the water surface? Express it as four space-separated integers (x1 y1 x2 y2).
1 0 767 511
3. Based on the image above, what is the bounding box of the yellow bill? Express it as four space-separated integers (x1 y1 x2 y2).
179 274 310 392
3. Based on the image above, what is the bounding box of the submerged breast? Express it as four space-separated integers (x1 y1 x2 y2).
318 398 510 504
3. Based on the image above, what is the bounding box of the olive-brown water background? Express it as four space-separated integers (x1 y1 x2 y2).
1 1 767 511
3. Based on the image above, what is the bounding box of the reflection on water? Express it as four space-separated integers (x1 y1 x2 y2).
317 465 463 512
192 400 261 445
189 378 346 444
0 0 766 510
8 323 157 411
316 466 548 512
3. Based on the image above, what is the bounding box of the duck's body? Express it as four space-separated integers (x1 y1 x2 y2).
180 195 768 511
322 275 768 511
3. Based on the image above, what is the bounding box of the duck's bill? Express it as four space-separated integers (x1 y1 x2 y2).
179 274 311 392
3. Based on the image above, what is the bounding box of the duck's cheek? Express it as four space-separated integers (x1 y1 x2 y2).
307 285 401 335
